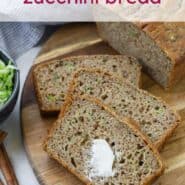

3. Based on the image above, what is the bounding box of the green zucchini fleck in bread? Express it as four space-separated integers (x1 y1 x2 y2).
70 69 181 149
33 55 141 113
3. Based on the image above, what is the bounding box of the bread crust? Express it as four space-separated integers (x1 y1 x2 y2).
97 22 185 89
141 23 185 66
69 68 181 150
168 60 185 90
44 95 164 185
32 55 142 113
141 23 185 89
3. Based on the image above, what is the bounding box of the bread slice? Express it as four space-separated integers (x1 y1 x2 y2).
69 69 180 149
33 55 141 113
44 95 163 185
97 22 185 89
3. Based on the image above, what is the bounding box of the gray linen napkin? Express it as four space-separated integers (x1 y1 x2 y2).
0 23 45 59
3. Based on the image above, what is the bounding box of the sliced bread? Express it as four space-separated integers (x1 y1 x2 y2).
44 95 163 185
69 69 180 149
97 22 185 89
33 55 141 113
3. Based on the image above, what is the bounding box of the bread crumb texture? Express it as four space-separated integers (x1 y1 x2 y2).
73 70 180 146
45 98 162 185
33 55 141 111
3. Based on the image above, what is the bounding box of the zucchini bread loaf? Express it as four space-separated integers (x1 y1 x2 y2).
44 96 163 185
70 69 180 149
33 55 141 113
97 22 185 89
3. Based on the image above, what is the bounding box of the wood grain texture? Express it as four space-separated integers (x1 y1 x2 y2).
21 23 185 185
35 23 102 64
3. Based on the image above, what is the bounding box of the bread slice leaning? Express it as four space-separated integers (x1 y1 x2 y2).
32 55 141 113
69 68 181 149
44 95 164 185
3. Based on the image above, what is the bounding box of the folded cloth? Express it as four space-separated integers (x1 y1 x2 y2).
0 23 45 59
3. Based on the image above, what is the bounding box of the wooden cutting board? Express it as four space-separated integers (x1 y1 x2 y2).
21 23 185 185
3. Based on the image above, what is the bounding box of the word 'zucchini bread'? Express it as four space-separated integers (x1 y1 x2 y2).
97 22 185 89
33 55 141 113
70 69 180 149
44 96 163 185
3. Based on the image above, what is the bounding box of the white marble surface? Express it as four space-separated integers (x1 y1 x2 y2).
1 47 42 185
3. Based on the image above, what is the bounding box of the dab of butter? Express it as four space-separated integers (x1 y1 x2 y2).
89 139 115 178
